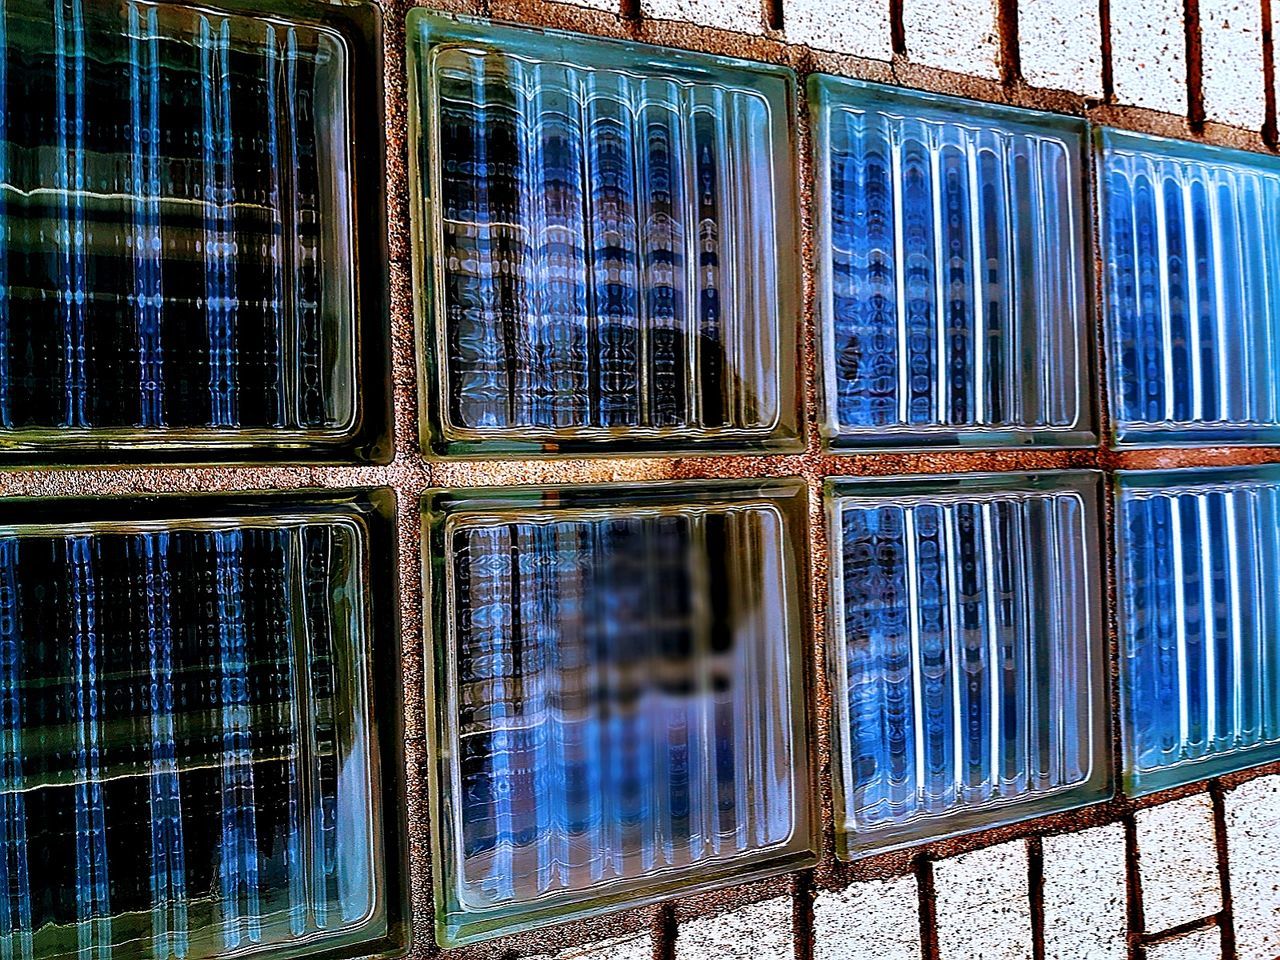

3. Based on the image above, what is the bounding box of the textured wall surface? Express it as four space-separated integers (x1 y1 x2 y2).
52 0 1270 957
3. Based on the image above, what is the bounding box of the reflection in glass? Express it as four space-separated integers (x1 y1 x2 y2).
811 77 1093 450
409 14 801 455
1101 129 1280 446
424 481 813 945
0 494 398 960
1117 467 1280 794
0 0 363 452
828 471 1110 856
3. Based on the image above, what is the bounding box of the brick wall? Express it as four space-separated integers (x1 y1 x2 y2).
380 0 1280 957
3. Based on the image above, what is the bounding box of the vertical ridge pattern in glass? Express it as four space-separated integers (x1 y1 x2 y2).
0 0 360 449
1101 129 1280 446
828 472 1109 856
409 14 800 455
0 500 392 960
812 77 1092 449
1117 467 1280 794
425 482 813 945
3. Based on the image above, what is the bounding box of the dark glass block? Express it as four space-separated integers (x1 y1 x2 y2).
423 481 814 945
408 14 801 457
1117 467 1280 795
0 490 405 960
0 0 388 461
827 471 1111 857
1101 129 1280 447
810 76 1094 450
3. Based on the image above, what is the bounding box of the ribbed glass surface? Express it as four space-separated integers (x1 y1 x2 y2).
0 0 364 454
424 481 813 946
1117 467 1280 795
828 471 1109 857
409 13 801 456
811 77 1093 450
0 493 400 960
1101 129 1280 446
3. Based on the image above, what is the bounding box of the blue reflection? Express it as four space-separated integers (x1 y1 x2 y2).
1117 467 1280 794
1101 129 1280 445
830 472 1108 855
812 77 1091 449
438 491 806 942
0 515 376 960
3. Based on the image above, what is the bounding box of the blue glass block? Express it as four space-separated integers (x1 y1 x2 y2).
423 481 814 945
827 471 1110 857
408 14 801 457
810 76 1094 450
0 491 405 960
1117 466 1280 795
1101 129 1280 447
0 0 387 460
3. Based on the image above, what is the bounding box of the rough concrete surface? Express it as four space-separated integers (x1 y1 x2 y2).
1224 775 1280 960
1041 825 1128 960
1018 0 1105 96
1136 795 1223 933
812 875 922 960
1110 0 1189 114
784 0 893 61
934 842 1034 960
902 0 1002 79
677 896 793 960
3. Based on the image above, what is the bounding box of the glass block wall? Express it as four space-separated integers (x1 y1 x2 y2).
1 0 1279 957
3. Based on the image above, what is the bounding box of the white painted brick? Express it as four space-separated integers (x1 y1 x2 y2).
1135 795 1222 933
1223 775 1280 960
1199 0 1266 128
1144 926 1223 960
676 897 791 960
934 842 1033 960
1041 825 1128 960
641 0 764 34
902 0 1001 80
556 0 621 12
812 875 921 960
1110 0 1188 114
784 0 893 61
555 933 653 960
1017 0 1104 96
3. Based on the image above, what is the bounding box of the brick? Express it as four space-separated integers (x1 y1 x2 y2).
1223 775 1280 960
1144 926 1223 960
1041 825 1128 960
1017 0 1105 96
784 0 893 60
934 842 1033 960
1135 795 1222 933
812 875 921 960
641 0 764 33
676 897 792 960
902 0 1001 79
555 934 654 960
1199 0 1266 128
1110 0 1188 114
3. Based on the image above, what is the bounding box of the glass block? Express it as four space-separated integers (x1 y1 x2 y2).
1116 466 1280 795
810 76 1094 450
0 490 405 960
1101 129 1280 447
408 14 801 457
827 471 1110 857
0 0 388 461
423 480 814 945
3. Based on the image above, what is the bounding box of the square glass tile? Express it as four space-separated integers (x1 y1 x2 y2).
0 0 387 461
409 14 801 457
827 471 1110 857
423 480 814 945
810 76 1094 450
1117 467 1280 795
0 490 405 960
1101 129 1280 447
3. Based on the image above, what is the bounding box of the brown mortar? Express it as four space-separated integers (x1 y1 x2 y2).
9 0 1279 956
